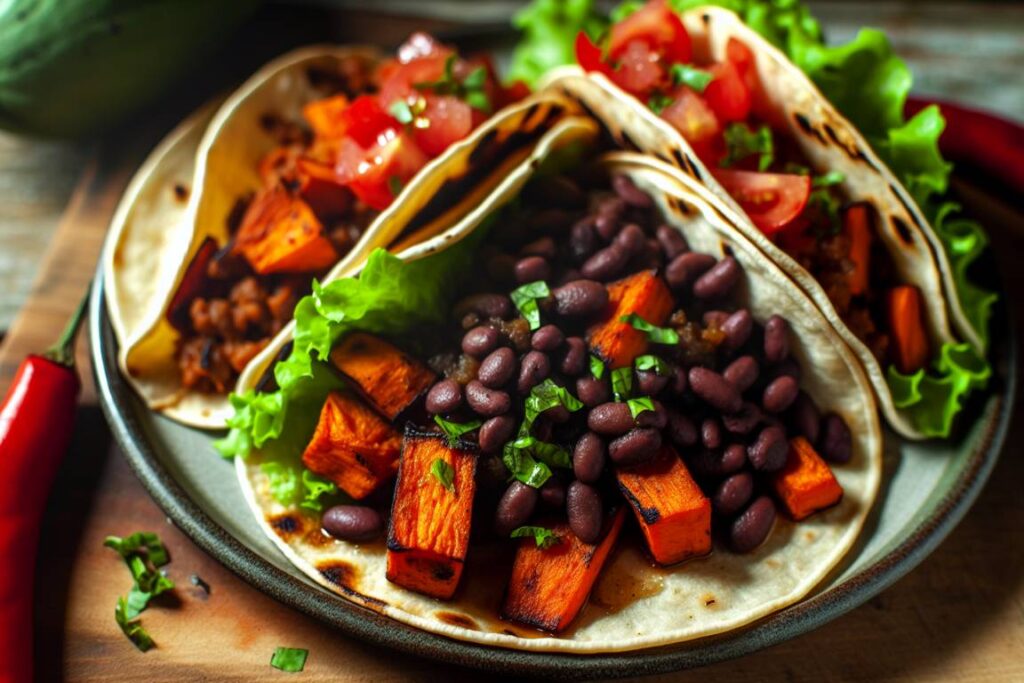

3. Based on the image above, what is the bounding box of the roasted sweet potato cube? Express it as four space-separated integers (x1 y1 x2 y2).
301 391 402 500
386 433 477 599
772 437 844 520
501 508 625 633
302 93 350 139
587 270 674 369
234 185 338 275
616 444 711 565
329 332 436 421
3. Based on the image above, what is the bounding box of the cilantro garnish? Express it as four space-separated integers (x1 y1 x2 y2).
635 354 671 375
502 440 554 488
722 123 775 171
671 63 713 93
105 531 175 651
510 280 550 330
414 55 492 113
589 355 606 379
511 525 560 549
271 647 309 673
389 99 414 124
648 92 673 115
115 597 155 652
522 378 584 432
620 313 680 344
430 458 456 492
387 176 404 197
434 415 482 446
813 170 846 187
627 396 656 419
610 366 633 402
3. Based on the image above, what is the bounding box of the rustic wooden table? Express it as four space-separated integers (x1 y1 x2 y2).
1 3 1021 681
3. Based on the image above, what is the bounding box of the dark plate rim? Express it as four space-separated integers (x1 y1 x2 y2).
89 115 1018 680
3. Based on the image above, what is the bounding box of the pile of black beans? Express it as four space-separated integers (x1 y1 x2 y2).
419 170 853 554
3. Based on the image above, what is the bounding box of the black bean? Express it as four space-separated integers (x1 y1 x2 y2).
540 478 566 509
587 402 635 436
567 481 603 543
666 409 698 447
608 428 662 466
702 310 729 328
748 425 789 472
478 415 516 453
713 472 754 517
819 413 853 463
531 324 564 352
730 496 776 553
764 315 790 364
569 217 599 263
789 391 821 444
559 336 588 376
613 223 646 256
636 369 669 396
689 367 742 413
612 174 653 208
581 245 629 281
656 224 689 259
425 379 462 415
688 445 745 478
322 505 383 542
573 432 606 484
455 293 512 320
514 256 551 284
669 365 688 396
722 402 762 435
721 309 753 353
702 418 723 449
478 347 517 389
465 380 511 417
723 355 759 393
693 256 742 300
557 268 584 286
521 236 557 259
576 376 610 407
665 252 716 290
494 482 539 537
594 197 626 241
635 400 667 429
721 443 748 473
763 375 799 414
462 326 500 358
517 351 551 394
770 357 801 382
552 280 609 318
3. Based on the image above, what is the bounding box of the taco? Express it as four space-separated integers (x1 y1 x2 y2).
541 1 990 439
106 34 574 428
222 119 882 652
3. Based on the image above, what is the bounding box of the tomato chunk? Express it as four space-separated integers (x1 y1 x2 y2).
575 31 615 78
660 88 722 163
608 0 691 64
412 94 474 157
711 169 811 237
335 130 429 211
611 40 666 96
336 95 398 149
703 61 752 123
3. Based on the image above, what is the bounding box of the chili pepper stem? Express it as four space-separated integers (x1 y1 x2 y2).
42 288 90 368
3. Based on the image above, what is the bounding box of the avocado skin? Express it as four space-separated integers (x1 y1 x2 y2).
0 0 258 138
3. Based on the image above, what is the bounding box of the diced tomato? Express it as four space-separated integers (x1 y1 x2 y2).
412 94 474 158
376 52 451 108
502 79 532 105
396 32 448 64
575 31 614 78
726 38 755 78
661 88 722 162
703 61 752 123
611 40 666 96
711 169 811 238
335 95 399 149
608 0 691 64
335 130 429 211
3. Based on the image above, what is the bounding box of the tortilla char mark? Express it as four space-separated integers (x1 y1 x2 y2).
434 611 479 630
317 561 388 609
268 513 305 539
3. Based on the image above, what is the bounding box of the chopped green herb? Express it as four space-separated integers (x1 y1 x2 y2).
389 99 414 124
502 440 554 488
299 470 337 512
115 597 155 652
106 532 175 649
627 397 656 419
387 175 404 197
722 123 774 171
813 170 846 187
634 354 671 375
620 313 680 345
511 525 560 549
430 458 456 492
610 366 633 402
270 647 309 673
671 63 713 93
462 65 488 90
589 355 606 379
509 436 572 469
434 415 483 446
510 280 550 330
104 532 170 567
648 92 673 115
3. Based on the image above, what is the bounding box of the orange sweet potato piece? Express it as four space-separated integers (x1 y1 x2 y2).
887 285 930 374
843 203 872 297
302 93 350 139
329 332 436 421
501 508 626 633
386 433 477 599
772 437 844 521
616 444 711 565
586 270 674 369
301 391 402 500
234 186 338 275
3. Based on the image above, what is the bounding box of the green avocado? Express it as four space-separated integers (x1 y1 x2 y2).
0 0 258 138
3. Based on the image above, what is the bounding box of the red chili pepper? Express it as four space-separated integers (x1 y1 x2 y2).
0 292 87 683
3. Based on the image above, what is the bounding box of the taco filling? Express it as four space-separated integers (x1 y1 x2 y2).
169 33 525 394
271 165 854 633
574 0 929 375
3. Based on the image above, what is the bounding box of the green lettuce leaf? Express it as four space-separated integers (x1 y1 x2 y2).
507 0 608 88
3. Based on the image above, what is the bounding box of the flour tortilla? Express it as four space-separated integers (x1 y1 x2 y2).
540 6 977 440
105 44 577 428
235 124 882 653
